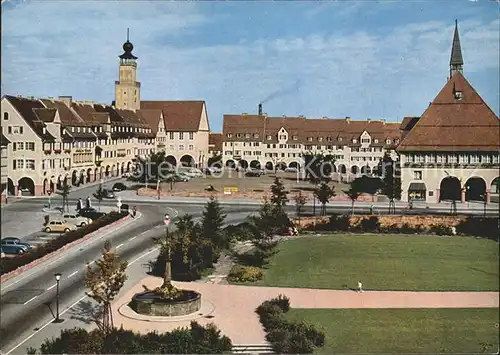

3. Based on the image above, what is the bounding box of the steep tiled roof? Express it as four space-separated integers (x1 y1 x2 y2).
33 108 57 122
94 104 124 123
223 114 401 147
140 101 204 132
397 72 500 152
1 133 11 146
209 133 223 152
136 109 162 134
4 95 55 141
41 99 88 125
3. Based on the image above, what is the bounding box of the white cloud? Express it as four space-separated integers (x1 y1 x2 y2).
1 1 498 131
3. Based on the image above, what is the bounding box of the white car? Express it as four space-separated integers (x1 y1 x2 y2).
183 168 204 178
61 213 92 227
285 167 298 173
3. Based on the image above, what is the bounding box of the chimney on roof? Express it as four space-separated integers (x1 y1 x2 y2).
28 96 34 100
322 116 328 119
367 118 371 122
17 95 22 99
43 127 47 134
48 96 54 100
242 113 248 116
58 96 72 107
381 119 386 124
299 115 304 118
258 103 263 115
345 116 351 122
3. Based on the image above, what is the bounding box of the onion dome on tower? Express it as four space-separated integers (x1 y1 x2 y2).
119 28 137 60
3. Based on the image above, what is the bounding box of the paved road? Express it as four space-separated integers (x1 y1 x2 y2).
0 204 254 354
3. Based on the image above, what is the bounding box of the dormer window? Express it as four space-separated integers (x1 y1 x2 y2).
307 137 313 142
395 139 400 144
292 135 298 140
454 90 463 100
253 133 259 138
327 137 332 141
266 135 272 140
338 137 343 142
236 133 242 138
318 137 323 142
374 139 379 143
352 139 357 143
245 133 250 138
386 139 391 144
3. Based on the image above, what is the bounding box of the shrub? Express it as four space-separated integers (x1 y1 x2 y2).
1 212 128 275
360 216 380 232
456 217 499 240
268 294 291 313
36 322 232 354
227 265 263 283
429 224 453 236
400 223 415 234
328 214 350 231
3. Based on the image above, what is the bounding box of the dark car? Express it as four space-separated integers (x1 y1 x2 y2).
78 207 105 220
102 189 116 199
1 238 30 254
245 170 262 177
112 182 127 192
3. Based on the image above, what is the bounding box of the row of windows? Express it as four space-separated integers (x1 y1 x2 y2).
13 142 35 151
157 130 195 140
406 153 499 164
42 158 70 170
73 153 93 164
13 159 35 170
226 132 399 145
158 144 195 151
351 156 376 162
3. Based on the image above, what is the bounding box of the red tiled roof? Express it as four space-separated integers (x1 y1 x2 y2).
33 108 57 122
4 95 55 141
137 109 162 134
209 133 223 152
397 72 500 152
41 99 88 125
140 101 205 132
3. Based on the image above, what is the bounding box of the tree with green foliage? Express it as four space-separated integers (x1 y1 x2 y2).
207 153 222 168
344 185 362 216
201 196 227 251
56 179 71 213
293 191 307 223
302 152 335 184
92 183 105 211
314 183 335 216
377 152 402 214
85 241 128 334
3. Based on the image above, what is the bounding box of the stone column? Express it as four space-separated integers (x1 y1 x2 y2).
461 188 466 203
435 189 440 203
486 189 491 203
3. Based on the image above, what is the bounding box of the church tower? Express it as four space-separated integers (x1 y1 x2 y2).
115 29 141 111
449 19 464 79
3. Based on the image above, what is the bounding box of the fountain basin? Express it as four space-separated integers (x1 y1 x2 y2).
130 290 201 317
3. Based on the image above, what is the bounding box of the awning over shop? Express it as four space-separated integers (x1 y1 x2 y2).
409 182 427 191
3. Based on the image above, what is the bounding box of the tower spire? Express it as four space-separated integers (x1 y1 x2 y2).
449 19 464 78
127 28 129 42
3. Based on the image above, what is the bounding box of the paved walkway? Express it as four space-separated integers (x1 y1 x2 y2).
111 276 499 345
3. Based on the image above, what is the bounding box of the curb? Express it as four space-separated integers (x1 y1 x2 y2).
0 212 139 284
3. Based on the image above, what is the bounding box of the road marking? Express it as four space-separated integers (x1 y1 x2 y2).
46 284 56 291
23 296 37 305
116 243 124 249
129 236 136 241
67 271 78 278
5 246 161 355
1 213 140 292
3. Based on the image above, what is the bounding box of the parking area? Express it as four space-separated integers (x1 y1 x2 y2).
141 170 351 197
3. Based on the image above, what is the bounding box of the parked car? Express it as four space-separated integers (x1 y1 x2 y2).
112 182 127 192
1 237 33 252
102 189 116 199
285 167 298 173
184 168 204 178
43 220 78 233
0 239 29 255
122 172 131 178
78 207 105 220
61 213 92 227
167 173 190 182
245 170 262 177
205 166 222 175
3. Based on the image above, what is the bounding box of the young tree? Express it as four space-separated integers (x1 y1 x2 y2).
56 179 71 213
201 196 227 251
92 183 105 211
85 241 128 334
248 198 280 254
377 152 402 214
270 177 288 213
314 183 335 216
302 152 335 185
293 191 307 223
344 185 362 216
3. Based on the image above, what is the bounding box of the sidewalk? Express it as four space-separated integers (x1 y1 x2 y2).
115 190 499 211
111 276 499 345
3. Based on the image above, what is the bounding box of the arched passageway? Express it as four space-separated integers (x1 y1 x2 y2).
18 177 35 196
180 155 195 167
250 160 261 169
439 176 461 202
238 160 249 170
465 177 486 201
265 162 274 171
226 160 235 169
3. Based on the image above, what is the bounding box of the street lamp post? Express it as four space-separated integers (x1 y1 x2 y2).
53 273 63 323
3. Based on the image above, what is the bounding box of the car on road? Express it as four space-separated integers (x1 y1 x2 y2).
205 166 222 175
245 170 262 177
44 220 78 233
167 173 190 182
112 182 127 192
78 207 105 220
122 172 131 178
102 189 116 199
284 167 298 173
1 237 33 254
184 168 204 178
61 213 92 227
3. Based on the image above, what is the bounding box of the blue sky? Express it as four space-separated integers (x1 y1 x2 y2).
1 0 499 132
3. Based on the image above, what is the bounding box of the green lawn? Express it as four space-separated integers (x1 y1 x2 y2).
253 235 499 291
284 308 500 354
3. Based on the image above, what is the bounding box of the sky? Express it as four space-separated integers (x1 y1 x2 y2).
1 0 499 132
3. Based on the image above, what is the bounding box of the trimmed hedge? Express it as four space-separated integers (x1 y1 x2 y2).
33 321 232 354
305 214 499 239
1 211 128 275
227 265 263 282
255 295 325 354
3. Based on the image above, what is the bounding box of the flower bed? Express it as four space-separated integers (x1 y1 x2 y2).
0 211 129 275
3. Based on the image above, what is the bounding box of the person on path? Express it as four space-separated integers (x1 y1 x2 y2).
357 281 363 293
86 196 91 209
370 204 374 215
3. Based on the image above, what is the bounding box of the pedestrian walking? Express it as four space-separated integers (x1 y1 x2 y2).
132 206 137 218
357 281 363 293
369 204 374 215
86 196 91 209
